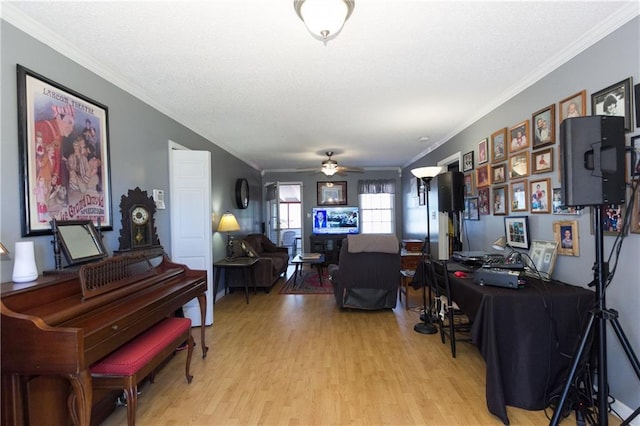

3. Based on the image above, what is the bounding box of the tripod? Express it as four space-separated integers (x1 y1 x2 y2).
550 206 640 426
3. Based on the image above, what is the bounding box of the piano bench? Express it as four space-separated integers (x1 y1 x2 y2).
90 317 194 426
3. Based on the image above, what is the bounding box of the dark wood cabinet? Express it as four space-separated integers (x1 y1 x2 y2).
309 235 346 265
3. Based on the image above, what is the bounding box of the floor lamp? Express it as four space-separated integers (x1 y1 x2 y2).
411 166 444 335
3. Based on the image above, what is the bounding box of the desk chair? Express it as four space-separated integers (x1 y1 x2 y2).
431 259 472 358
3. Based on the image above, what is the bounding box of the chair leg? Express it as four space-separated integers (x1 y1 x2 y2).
437 297 446 344
447 305 456 358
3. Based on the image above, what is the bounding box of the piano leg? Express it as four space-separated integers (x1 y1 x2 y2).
66 369 92 426
196 293 209 358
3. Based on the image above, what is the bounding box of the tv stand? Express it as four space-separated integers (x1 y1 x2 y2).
309 235 346 265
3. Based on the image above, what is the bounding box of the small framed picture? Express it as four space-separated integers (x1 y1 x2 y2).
554 220 579 256
504 216 530 249
477 138 489 165
510 179 528 212
476 164 491 188
491 128 508 163
559 90 586 123
492 185 508 216
509 151 529 179
530 178 551 213
532 147 553 174
465 197 480 221
591 77 634 132
552 187 581 215
532 104 556 149
464 173 475 196
631 190 640 234
631 135 640 180
528 240 558 276
478 187 490 215
591 204 626 236
491 163 507 184
508 120 530 153
463 151 474 172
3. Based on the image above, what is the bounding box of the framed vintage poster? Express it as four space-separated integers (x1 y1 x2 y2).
492 185 508 216
477 138 489 165
17 65 112 236
317 181 347 206
463 151 474 172
559 90 586 123
504 216 530 249
590 204 625 236
463 173 475 197
554 220 579 256
510 179 528 212
464 197 479 221
491 128 508 163
591 77 633 132
530 178 551 213
532 147 553 174
528 240 558 276
476 164 491 188
508 120 530 153
532 104 555 149
478 187 490 215
552 187 581 215
509 151 529 179
491 163 507 184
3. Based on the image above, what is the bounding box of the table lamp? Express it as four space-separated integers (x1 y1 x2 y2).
217 212 241 260
492 236 518 263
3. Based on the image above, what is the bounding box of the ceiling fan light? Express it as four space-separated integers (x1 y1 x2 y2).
322 164 338 176
294 0 355 42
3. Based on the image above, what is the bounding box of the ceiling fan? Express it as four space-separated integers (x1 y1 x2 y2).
299 151 364 176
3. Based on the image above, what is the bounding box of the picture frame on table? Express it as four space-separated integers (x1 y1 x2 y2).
17 64 113 236
532 104 555 149
510 179 528 212
532 147 553 174
504 216 530 249
559 90 586 123
463 151 474 172
530 178 551 214
552 188 581 215
476 164 491 188
491 128 508 163
528 240 558 276
509 151 529 179
508 120 530 153
492 185 508 216
478 187 490 215
631 135 640 180
464 173 475 197
491 163 507 184
465 197 480 221
591 77 633 132
477 138 489 165
317 181 347 206
554 220 579 256
590 204 625 236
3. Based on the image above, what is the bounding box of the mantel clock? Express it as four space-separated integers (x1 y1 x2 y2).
117 187 161 251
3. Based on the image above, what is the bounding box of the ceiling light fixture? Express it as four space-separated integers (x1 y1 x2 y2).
321 158 339 176
294 0 355 43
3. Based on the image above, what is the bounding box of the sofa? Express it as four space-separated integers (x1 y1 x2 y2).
328 234 401 310
228 233 289 292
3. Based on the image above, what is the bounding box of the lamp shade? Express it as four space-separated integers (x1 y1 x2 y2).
12 241 38 283
492 236 507 251
294 0 355 42
217 212 241 233
411 166 444 179
0 242 8 255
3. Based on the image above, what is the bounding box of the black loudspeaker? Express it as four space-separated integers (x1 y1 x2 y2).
560 115 626 207
437 171 465 212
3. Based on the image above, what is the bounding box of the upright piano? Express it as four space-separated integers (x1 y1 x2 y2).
1 254 208 426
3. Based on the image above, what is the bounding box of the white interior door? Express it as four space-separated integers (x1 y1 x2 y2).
170 145 213 326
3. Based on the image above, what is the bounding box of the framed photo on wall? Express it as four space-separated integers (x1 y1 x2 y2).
559 90 586 123
631 135 640 179
465 197 480 221
510 179 528 212
491 128 508 163
532 104 555 149
509 151 529 179
504 216 530 249
477 138 489 165
530 178 551 213
492 185 508 216
464 173 475 196
463 151 474 172
552 187 581 215
508 120 530 153
590 204 625 236
317 181 347 206
476 164 491 188
17 65 113 236
491 163 507 184
532 147 553 174
591 77 633 132
478 187 490 215
631 190 640 234
554 220 579 256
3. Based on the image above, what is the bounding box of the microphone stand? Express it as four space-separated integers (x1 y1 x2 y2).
414 176 437 335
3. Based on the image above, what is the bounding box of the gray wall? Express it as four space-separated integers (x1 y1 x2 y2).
0 20 261 280
404 18 640 415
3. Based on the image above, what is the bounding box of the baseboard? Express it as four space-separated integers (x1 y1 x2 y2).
612 399 639 425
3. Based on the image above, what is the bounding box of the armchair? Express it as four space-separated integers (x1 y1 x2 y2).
328 234 401 310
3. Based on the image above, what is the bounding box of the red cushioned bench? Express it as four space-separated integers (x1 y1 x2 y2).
90 317 194 426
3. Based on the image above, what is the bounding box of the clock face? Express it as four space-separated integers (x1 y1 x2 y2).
131 206 149 225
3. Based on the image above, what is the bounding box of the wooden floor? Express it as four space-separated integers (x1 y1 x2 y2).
100 269 620 426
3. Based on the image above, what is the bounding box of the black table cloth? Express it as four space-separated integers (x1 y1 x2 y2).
448 271 595 424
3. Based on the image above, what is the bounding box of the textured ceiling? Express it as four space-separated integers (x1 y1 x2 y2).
3 1 638 174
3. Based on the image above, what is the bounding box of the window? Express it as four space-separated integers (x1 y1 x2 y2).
359 193 394 234
279 202 301 229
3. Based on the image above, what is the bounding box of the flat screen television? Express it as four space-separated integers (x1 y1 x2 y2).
312 206 359 235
